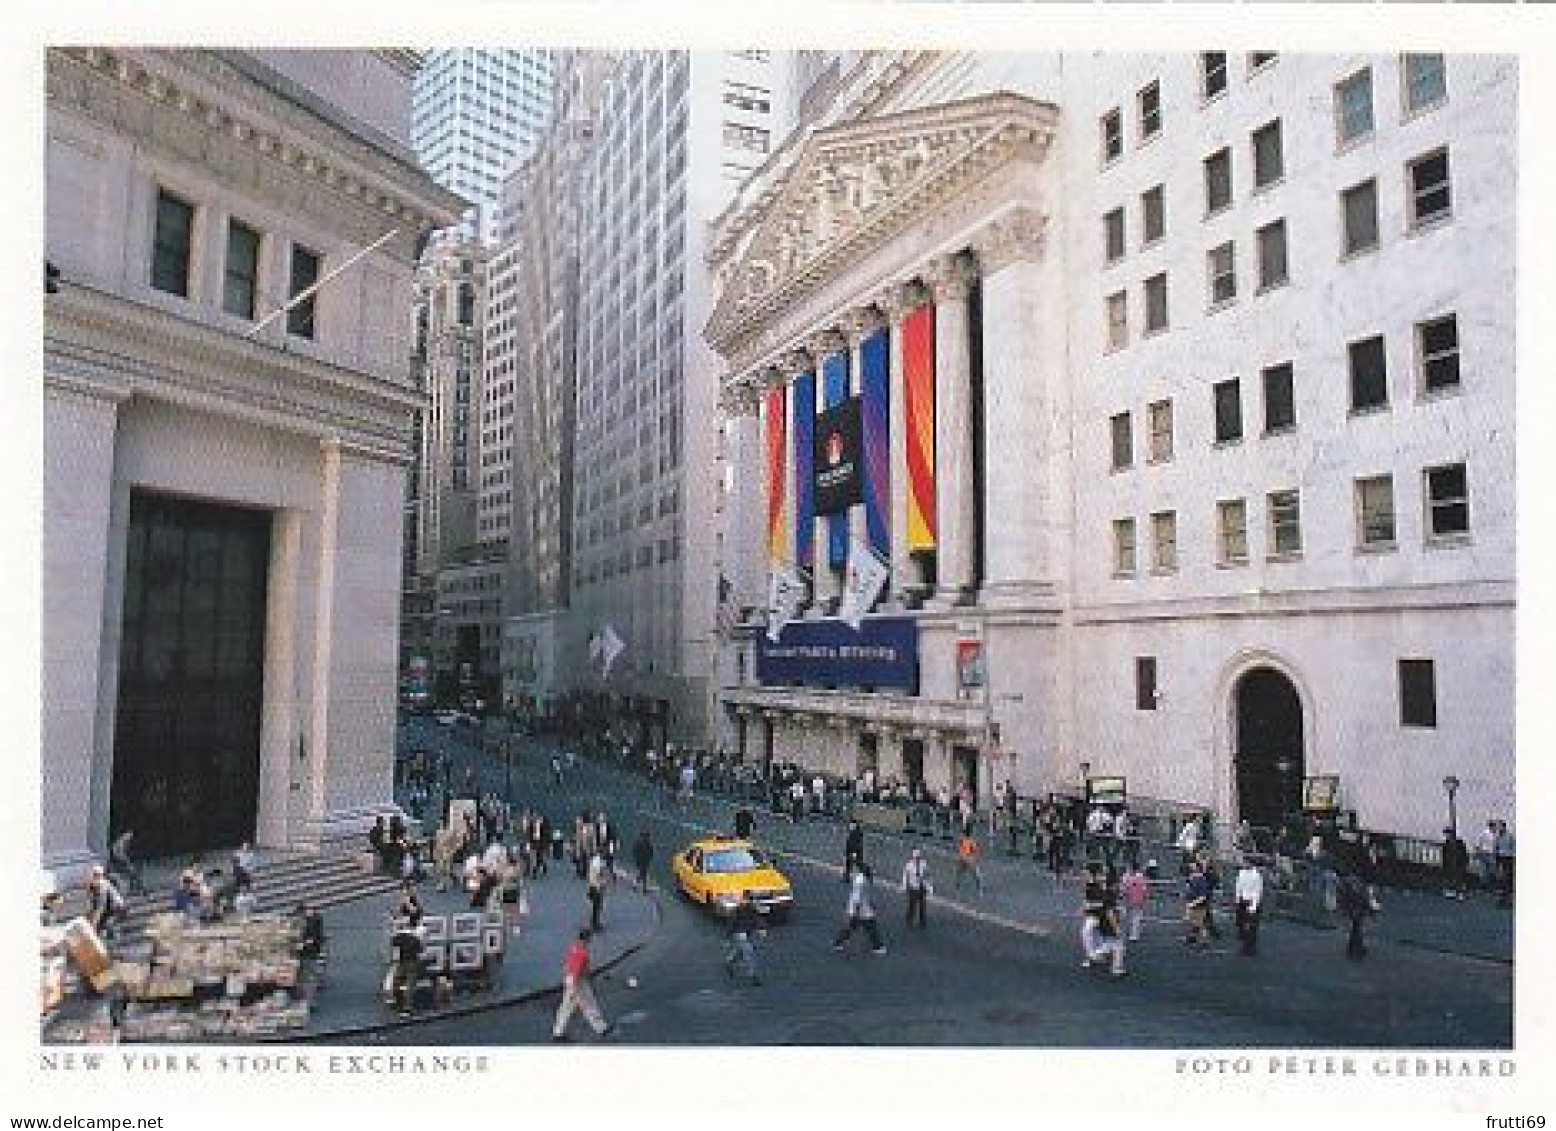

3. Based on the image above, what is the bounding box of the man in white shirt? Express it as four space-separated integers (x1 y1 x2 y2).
902 849 932 929
1234 858 1265 957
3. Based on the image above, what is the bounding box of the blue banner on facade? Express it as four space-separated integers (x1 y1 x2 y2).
754 616 918 691
822 351 849 570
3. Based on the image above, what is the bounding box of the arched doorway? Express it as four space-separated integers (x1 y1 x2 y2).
1232 666 1304 833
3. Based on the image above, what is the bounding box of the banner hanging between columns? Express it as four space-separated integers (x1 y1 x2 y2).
861 326 891 561
822 351 850 570
765 385 787 565
793 369 816 569
902 303 937 552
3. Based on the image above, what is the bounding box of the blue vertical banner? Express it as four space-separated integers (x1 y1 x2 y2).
860 326 890 561
822 351 849 570
792 369 816 572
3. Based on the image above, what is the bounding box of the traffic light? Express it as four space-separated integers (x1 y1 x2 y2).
44 260 60 294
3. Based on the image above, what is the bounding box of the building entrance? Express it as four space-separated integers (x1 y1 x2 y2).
1232 666 1304 834
110 492 272 859
900 738 924 794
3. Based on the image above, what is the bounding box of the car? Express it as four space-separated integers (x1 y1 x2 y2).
671 835 794 921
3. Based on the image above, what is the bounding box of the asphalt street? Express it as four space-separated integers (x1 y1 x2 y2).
370 720 1512 1048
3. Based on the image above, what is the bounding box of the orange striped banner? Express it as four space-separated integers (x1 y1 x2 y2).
765 385 787 564
902 303 936 551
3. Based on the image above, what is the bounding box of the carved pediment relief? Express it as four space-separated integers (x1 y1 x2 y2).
705 91 1057 357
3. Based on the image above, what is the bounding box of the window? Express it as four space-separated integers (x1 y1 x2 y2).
1101 108 1123 163
722 122 770 153
1256 219 1289 290
222 218 260 319
1151 510 1177 573
1144 273 1169 333
1207 242 1237 306
1335 68 1375 145
1147 399 1174 463
1113 518 1138 576
1135 656 1159 711
1249 51 1278 73
1425 462 1469 538
1252 120 1284 188
1204 148 1232 215
1356 474 1396 548
1348 335 1389 412
1137 80 1161 141
1201 51 1228 99
1268 489 1302 557
1105 291 1128 350
1399 658 1437 728
1418 314 1461 394
1409 148 1452 228
1341 179 1380 255
1103 208 1127 264
1217 499 1248 565
1402 53 1447 116
1213 377 1243 443
286 244 320 339
1141 185 1166 245
151 189 195 297
1262 361 1296 433
1110 411 1133 471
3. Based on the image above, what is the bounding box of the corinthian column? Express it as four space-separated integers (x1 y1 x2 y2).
926 253 978 607
721 378 765 618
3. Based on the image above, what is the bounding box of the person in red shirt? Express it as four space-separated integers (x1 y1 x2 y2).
955 831 984 893
551 929 613 1041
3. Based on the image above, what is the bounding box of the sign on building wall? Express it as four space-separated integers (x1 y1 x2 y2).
814 395 862 516
956 638 985 692
755 615 918 691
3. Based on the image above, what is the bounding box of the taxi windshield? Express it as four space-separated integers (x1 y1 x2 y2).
704 848 765 874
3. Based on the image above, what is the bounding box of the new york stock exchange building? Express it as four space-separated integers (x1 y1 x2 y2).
706 51 1516 847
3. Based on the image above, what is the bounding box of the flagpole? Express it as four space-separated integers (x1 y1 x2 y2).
246 227 400 338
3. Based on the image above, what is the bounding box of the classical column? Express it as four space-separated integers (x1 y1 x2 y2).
721 378 765 619
971 207 1054 605
926 253 979 606
881 282 926 606
808 329 847 612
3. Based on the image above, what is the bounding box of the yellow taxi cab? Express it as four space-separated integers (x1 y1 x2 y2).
672 835 794 921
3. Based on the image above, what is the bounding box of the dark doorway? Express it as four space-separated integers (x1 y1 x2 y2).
901 738 925 794
951 743 979 807
1233 666 1305 832
110 492 271 859
858 732 879 776
761 718 775 777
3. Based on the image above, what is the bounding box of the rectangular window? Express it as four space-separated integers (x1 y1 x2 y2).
1135 656 1159 711
1262 362 1296 433
1141 185 1166 245
1257 219 1289 290
1335 68 1375 145
1356 474 1396 548
1113 518 1138 576
1425 462 1469 538
222 218 260 319
1249 51 1278 73
1348 335 1389 412
1213 377 1243 443
287 244 321 339
1418 314 1461 394
1341 179 1380 255
1402 53 1447 116
1201 51 1228 99
1147 399 1174 463
1252 119 1284 188
1101 108 1123 163
1137 80 1162 141
1268 489 1302 556
1399 658 1437 728
1203 148 1232 215
1151 510 1177 573
1106 290 1128 350
1110 411 1133 471
1104 207 1126 263
1217 498 1248 565
151 188 195 297
1409 148 1452 228
1207 242 1237 305
1144 273 1169 333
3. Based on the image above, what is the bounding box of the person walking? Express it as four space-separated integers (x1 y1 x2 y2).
833 865 887 955
631 829 654 892
551 930 614 1042
954 829 984 893
723 891 764 985
585 849 610 933
1441 827 1469 900
1182 860 1211 950
1198 850 1223 939
108 829 147 896
85 865 126 942
1120 862 1150 942
1336 869 1371 959
1493 819 1516 907
843 820 865 884
1233 857 1264 957
902 848 931 929
1079 864 1126 976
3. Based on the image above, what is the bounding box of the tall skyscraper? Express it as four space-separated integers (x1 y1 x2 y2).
412 49 557 242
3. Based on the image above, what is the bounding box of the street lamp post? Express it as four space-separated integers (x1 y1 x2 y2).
1443 774 1460 838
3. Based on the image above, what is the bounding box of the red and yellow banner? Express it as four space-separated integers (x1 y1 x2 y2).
765 385 788 564
902 303 936 551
